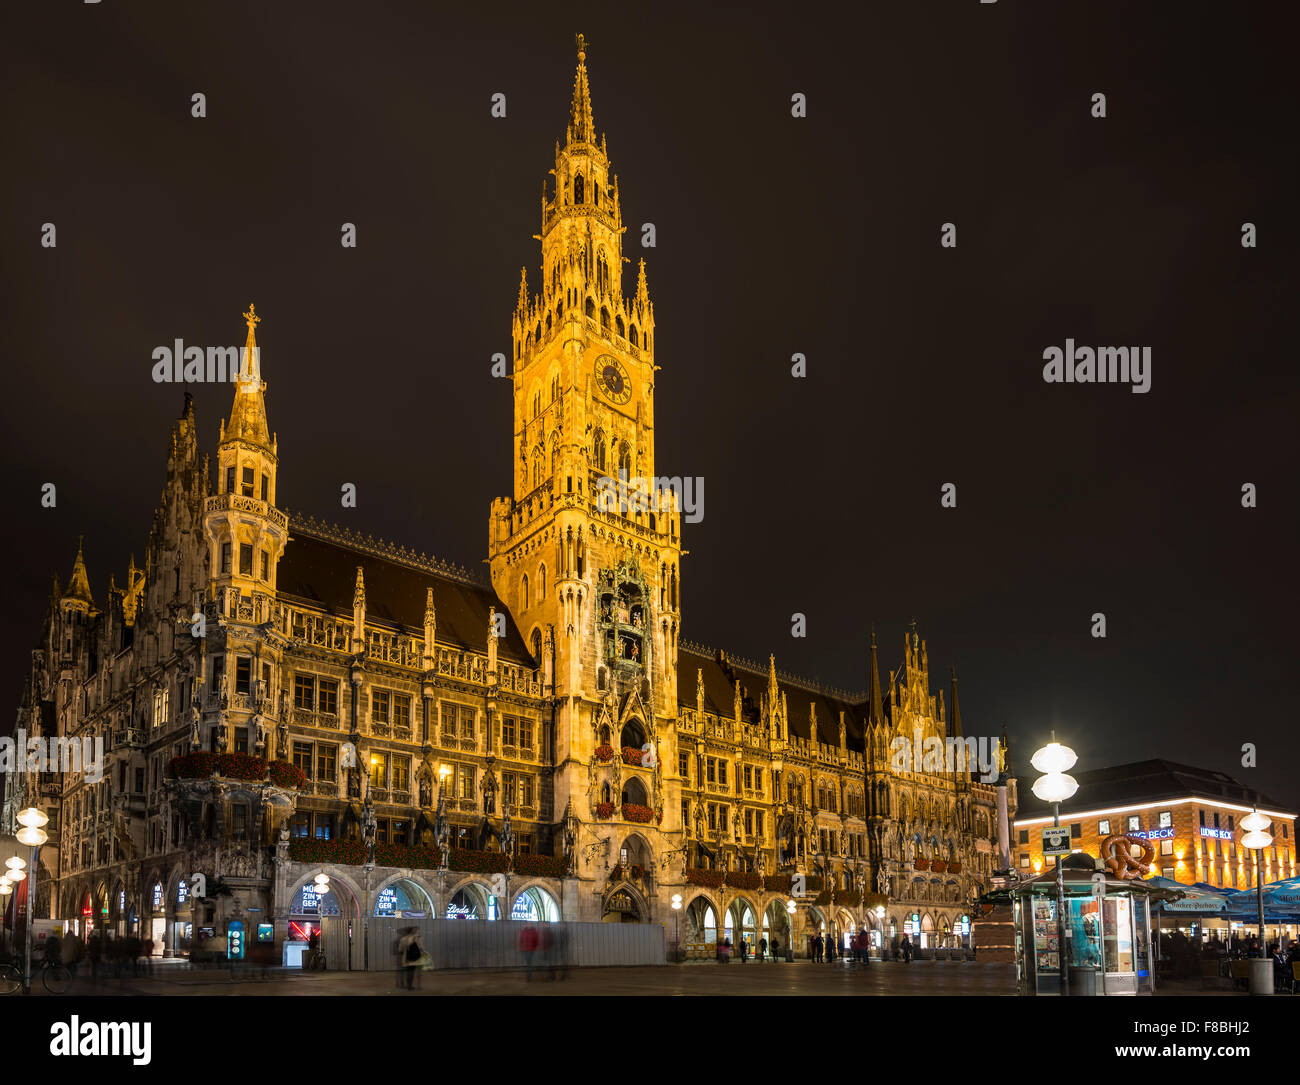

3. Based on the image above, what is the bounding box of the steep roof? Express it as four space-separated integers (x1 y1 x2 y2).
277 519 533 665
677 642 869 751
1015 759 1291 820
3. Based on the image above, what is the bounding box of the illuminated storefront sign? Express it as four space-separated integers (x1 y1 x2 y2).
227 920 245 960
1127 828 1174 841
1199 828 1233 840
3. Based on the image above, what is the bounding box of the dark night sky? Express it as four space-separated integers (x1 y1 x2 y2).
3 3 1296 809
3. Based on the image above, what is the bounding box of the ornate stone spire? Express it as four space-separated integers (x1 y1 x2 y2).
351 566 366 652
423 587 437 668
63 537 94 609
568 33 596 145
866 628 884 729
226 303 272 449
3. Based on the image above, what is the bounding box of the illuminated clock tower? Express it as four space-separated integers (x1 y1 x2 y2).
488 35 685 900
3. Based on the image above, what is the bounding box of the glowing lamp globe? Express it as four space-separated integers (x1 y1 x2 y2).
16 826 48 847
1240 811 1271 833
5 868 24 882
4 857 26 872
314 874 330 886
1241 830 1273 850
0 879 11 896
1030 742 1077 776
786 900 796 915
1031 772 1078 804
16 807 49 830
671 893 682 910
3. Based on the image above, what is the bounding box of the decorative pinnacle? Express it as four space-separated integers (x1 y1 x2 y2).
575 32 587 60
243 303 260 332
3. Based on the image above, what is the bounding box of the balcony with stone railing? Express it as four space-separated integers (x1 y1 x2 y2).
204 493 289 532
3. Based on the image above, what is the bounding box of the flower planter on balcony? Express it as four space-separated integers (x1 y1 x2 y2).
595 802 614 819
169 752 305 789
594 744 615 763
621 746 647 766
623 803 655 824
948 862 962 874
931 860 947 874
914 859 931 871
685 868 724 888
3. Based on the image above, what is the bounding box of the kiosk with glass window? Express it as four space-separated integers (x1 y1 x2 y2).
1011 854 1161 996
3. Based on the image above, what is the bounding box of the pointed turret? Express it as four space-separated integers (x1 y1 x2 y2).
567 33 596 145
867 629 884 728
63 538 95 610
949 665 964 740
226 304 273 450
422 587 437 669
516 267 529 314
351 566 366 653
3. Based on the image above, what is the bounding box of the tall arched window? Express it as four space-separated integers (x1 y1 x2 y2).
593 429 606 471
574 173 585 204
617 442 631 479
521 574 530 610
531 628 543 661
538 565 546 602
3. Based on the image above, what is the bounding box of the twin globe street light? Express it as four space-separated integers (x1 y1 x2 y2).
1239 808 1273 966
13 808 50 994
1030 734 1078 997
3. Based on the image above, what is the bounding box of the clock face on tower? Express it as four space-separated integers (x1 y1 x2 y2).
595 354 632 405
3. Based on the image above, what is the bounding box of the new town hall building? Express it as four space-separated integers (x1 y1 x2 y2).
4 38 1015 964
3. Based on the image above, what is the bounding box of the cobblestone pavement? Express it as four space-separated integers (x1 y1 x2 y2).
30 959 1022 996
23 959 1244 996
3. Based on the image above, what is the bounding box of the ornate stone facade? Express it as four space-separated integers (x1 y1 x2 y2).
5 36 1015 960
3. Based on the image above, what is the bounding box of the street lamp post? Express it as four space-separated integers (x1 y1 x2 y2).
1031 734 1078 997
0 872 15 961
15 807 50 995
785 899 796 961
874 904 885 961
1240 808 1273 995
671 893 682 963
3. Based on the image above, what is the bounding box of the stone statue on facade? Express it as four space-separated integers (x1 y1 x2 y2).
501 807 514 858
435 794 450 866
362 800 377 866
905 835 916 864
876 864 890 895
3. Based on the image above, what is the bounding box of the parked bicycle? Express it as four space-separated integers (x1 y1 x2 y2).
0 955 72 994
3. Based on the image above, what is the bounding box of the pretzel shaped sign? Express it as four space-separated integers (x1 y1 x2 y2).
1100 834 1155 879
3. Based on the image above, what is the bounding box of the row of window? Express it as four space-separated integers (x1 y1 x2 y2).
219 541 272 580
1019 809 1292 844
223 463 270 502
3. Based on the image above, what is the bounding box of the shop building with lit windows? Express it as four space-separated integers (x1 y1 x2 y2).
1014 760 1296 889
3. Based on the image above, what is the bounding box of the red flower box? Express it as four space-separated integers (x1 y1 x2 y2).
267 761 307 789
595 802 614 819
685 868 724 888
623 803 655 823
446 848 509 873
513 853 565 878
914 859 930 871
621 746 647 766
726 871 763 891
594 745 615 763
948 862 962 874
764 874 793 894
931 860 947 874
288 838 367 865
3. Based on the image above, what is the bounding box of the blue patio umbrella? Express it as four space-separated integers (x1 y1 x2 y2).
1146 878 1230 915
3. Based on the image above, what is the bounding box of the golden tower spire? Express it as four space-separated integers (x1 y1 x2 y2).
568 33 596 145
226 303 272 448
